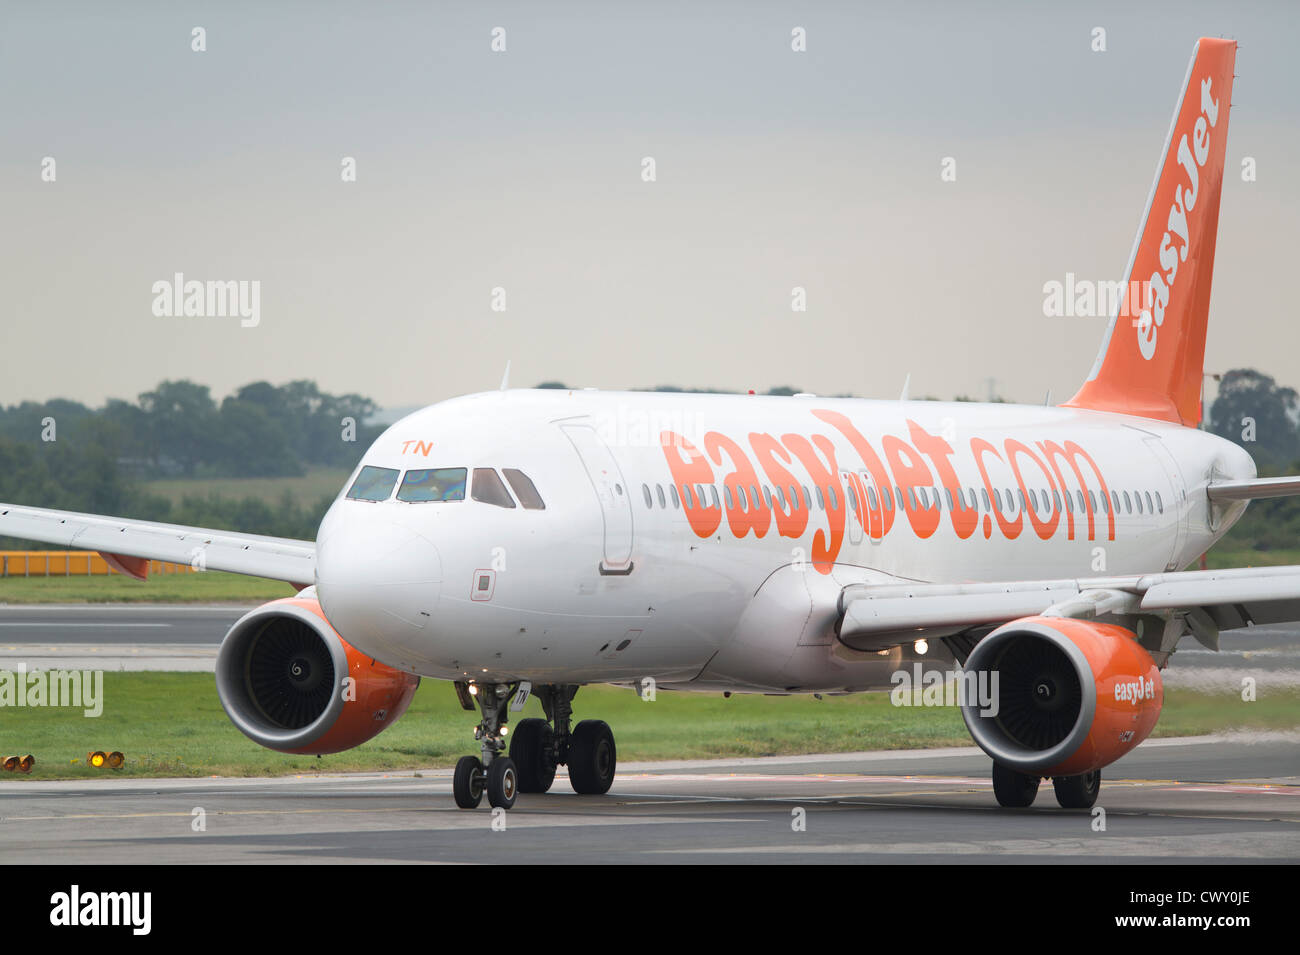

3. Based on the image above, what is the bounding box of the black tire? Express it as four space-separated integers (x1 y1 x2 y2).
992 762 1040 808
568 719 616 795
453 755 484 809
487 757 518 810
1053 770 1101 809
510 718 557 793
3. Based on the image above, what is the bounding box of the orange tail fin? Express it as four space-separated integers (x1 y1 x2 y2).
1064 38 1236 427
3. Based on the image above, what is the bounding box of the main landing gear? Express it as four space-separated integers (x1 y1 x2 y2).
451 682 616 810
991 763 1101 809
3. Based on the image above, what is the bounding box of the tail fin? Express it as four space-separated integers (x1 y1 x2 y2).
1064 38 1236 427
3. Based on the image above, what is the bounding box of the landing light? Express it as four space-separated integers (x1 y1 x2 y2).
915 639 929 655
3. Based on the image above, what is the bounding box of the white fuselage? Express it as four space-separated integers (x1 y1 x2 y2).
313 389 1254 693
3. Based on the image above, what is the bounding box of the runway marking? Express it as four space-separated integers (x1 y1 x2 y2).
0 622 171 628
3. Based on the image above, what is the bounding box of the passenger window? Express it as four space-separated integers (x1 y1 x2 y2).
992 488 1002 512
883 486 893 510
847 484 859 512
398 467 468 502
945 488 954 510
1112 490 1121 513
827 486 839 510
502 469 545 509
683 485 695 509
642 484 652 508
775 485 787 509
1145 491 1154 514
670 485 680 508
724 485 734 509
1088 490 1097 514
657 484 666 508
347 465 401 502
867 486 879 510
1155 491 1163 513
908 487 918 510
802 486 812 510
709 485 720 509
1123 491 1132 513
471 468 516 508
762 486 773 508
816 486 825 509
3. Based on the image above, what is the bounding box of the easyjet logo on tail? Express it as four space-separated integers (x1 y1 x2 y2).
1137 75 1220 361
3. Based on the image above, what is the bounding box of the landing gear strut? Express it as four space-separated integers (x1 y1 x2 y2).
451 682 617 809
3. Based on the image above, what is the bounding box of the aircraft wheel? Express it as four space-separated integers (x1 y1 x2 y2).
569 719 616 795
1053 770 1101 809
453 755 484 809
487 757 518 810
992 762 1040 808
510 718 557 793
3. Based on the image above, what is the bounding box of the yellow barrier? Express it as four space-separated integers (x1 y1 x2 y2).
0 551 197 577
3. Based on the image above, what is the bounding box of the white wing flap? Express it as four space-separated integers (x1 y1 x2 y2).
0 503 316 587
839 565 1300 649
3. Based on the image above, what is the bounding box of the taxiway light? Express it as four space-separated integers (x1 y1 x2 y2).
107 752 124 769
2 756 19 772
88 751 107 768
18 755 34 773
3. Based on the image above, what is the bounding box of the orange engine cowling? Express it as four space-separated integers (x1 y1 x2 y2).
959 616 1162 777
215 595 420 755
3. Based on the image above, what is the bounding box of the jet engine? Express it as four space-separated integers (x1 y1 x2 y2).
959 615 1162 776
215 592 420 755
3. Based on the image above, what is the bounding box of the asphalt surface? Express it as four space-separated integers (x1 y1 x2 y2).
1 607 1297 863
1 737 1297 864
1 606 1297 681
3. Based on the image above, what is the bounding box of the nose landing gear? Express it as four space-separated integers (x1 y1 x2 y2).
452 682 520 810
450 682 617 809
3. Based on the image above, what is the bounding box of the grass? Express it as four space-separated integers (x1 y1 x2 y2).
0 571 293 604
1 675 1295 781
1204 547 1300 569
141 468 350 507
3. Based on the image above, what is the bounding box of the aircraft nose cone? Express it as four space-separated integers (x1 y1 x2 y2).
316 519 441 652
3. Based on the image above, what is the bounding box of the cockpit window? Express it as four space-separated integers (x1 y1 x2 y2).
503 468 546 510
398 468 467 502
472 468 516 508
346 466 400 502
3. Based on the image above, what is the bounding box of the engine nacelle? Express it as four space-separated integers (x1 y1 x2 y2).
959 616 1162 776
215 593 420 755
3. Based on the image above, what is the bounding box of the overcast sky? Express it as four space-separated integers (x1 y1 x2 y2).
3 1 1297 411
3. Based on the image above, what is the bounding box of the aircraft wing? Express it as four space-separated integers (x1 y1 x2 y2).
1207 476 1300 502
0 502 316 588
838 564 1300 653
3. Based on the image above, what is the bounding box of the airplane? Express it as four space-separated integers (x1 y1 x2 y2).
4 36 1296 813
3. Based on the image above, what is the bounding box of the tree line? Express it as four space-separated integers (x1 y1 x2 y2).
1 371 1298 552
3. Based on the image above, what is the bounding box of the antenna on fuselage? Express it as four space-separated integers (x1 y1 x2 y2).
499 360 511 391
899 373 911 401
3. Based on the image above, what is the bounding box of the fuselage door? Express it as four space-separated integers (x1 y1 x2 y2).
560 423 634 575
